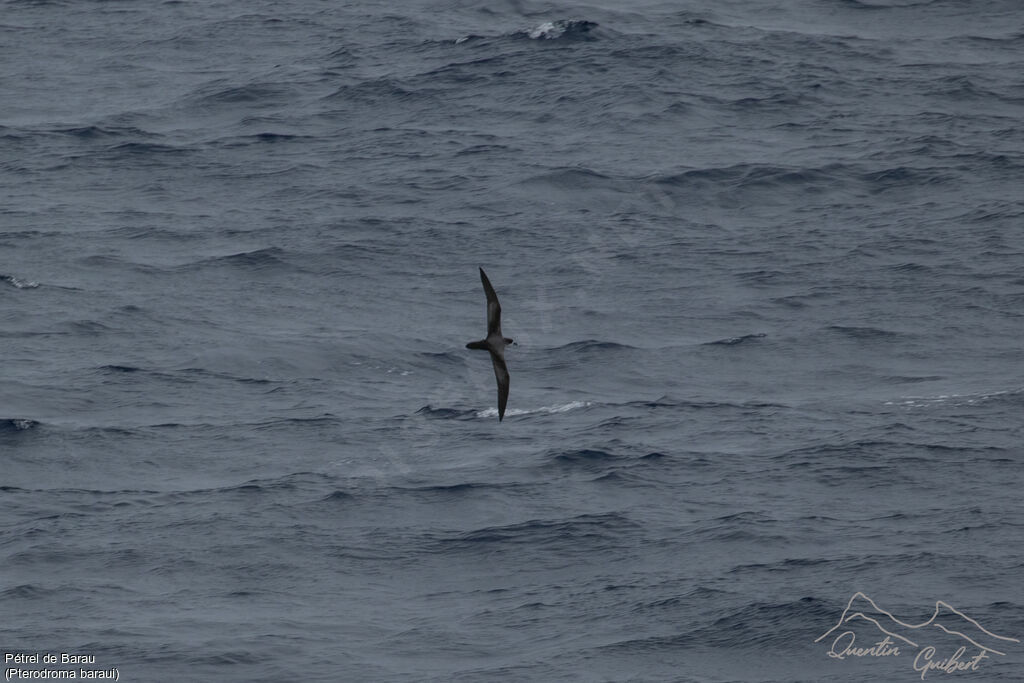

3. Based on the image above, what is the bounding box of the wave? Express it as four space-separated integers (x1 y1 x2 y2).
437 512 637 550
518 159 966 206
1 274 39 289
47 124 152 140
90 365 277 389
77 254 162 275
516 20 600 41
218 471 333 494
654 162 846 193
0 124 24 140
621 397 788 412
390 481 530 497
704 333 766 346
322 77 422 104
548 448 670 474
518 167 620 191
187 80 298 107
456 19 601 45
838 0 924 8
417 399 591 421
774 438 1011 473
250 415 341 432
415 405 478 420
596 598 825 652
209 130 316 148
860 165 954 192
319 490 354 503
553 339 634 352
881 374 945 384
454 143 515 156
0 418 39 433
549 448 621 465
826 324 905 340
649 160 959 200
885 388 1024 409
5 0 69 7
177 367 275 385
475 400 591 420
99 364 142 373
0 584 54 600
102 141 194 158
70 472 339 504
183 246 293 272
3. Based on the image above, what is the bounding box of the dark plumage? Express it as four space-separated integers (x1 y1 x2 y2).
465 267 513 420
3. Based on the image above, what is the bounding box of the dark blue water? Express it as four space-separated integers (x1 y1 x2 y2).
3 1 1023 681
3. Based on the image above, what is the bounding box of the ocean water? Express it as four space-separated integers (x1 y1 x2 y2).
2 0 1023 681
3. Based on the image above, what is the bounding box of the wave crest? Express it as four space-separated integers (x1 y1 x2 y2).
519 19 599 41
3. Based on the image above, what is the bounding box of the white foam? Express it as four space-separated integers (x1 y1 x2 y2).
528 22 560 40
3 276 39 289
885 389 1016 408
476 400 591 419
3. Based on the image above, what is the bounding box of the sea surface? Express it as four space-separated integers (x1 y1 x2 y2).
2 1 1023 681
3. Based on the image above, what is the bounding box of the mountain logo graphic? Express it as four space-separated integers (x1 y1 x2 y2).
816 592 1019 678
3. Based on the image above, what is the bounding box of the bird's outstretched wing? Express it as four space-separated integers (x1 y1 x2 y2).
480 267 502 337
490 351 510 421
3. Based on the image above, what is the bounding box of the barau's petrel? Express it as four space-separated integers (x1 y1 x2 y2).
466 267 514 421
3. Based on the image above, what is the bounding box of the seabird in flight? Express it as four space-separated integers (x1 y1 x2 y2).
466 267 513 421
